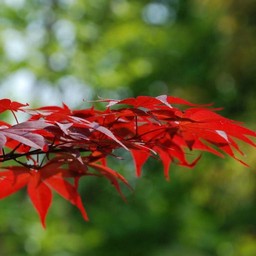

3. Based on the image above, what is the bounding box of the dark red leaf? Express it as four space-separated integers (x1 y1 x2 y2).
0 120 49 150
0 130 46 150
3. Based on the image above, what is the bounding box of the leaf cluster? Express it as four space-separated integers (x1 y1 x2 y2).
0 96 255 227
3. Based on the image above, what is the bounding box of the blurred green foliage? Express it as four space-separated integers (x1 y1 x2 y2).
0 0 256 255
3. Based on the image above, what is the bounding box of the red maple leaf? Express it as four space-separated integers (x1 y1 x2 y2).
0 163 88 228
0 99 28 114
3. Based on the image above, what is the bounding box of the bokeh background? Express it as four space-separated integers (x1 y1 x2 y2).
1 0 256 255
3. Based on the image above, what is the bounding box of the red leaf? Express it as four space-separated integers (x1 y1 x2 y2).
1 131 46 150
10 120 50 130
0 168 29 199
55 122 73 135
0 121 48 150
71 117 129 150
33 104 72 122
159 95 206 106
104 95 201 109
130 149 151 177
27 171 52 228
90 122 129 150
0 134 7 149
155 148 172 180
0 99 28 113
43 175 89 221
88 163 131 200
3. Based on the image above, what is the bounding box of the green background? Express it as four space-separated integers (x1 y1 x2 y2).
0 0 256 255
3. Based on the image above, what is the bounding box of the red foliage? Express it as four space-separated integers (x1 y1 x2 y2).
0 96 255 227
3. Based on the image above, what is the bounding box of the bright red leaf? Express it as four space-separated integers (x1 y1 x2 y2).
0 163 88 228
0 99 28 114
27 171 52 228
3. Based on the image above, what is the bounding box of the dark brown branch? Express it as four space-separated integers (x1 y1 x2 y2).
0 146 90 164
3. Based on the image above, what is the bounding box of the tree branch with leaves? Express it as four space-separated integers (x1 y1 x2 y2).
0 96 255 228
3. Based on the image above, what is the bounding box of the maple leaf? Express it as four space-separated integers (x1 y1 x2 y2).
0 163 88 228
0 120 50 150
88 162 132 200
0 99 28 114
175 108 256 164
